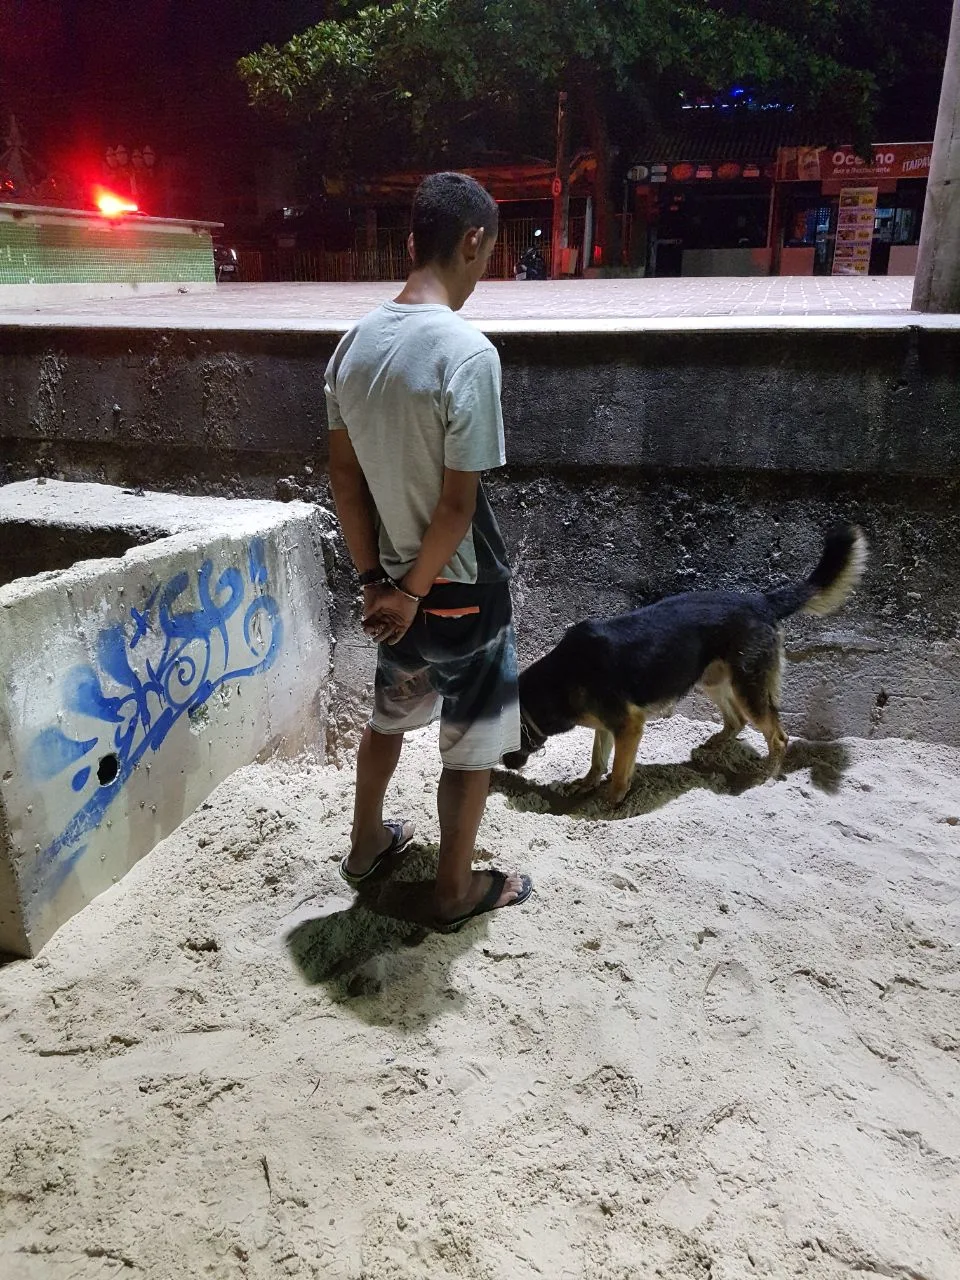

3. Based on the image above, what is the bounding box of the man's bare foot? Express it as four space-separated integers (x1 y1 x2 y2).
343 819 415 879
434 867 527 923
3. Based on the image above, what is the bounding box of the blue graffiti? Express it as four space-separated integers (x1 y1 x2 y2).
130 587 159 649
28 727 100 781
29 537 283 892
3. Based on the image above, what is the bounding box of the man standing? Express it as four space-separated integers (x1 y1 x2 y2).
325 172 532 932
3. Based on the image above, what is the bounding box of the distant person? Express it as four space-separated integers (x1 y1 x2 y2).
324 172 532 932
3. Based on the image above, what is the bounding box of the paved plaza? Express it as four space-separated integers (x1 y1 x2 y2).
4 274 954 333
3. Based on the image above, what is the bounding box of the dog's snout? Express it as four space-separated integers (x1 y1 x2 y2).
501 749 529 770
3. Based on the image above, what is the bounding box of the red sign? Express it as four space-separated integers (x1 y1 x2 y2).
642 160 770 184
777 143 932 183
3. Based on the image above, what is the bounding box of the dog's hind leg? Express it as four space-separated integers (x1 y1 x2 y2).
757 709 788 774
730 652 788 775
571 727 614 794
607 709 646 806
698 660 746 742
705 684 746 739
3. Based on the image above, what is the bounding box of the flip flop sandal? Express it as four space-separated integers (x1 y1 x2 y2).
339 819 415 887
435 869 534 934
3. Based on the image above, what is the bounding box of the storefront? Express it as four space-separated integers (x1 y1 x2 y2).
628 157 777 278
775 143 931 276
626 134 932 278
327 153 596 278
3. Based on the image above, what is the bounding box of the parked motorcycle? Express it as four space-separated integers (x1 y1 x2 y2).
515 229 547 280
214 242 239 283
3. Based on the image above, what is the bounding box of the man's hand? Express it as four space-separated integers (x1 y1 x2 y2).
362 584 419 646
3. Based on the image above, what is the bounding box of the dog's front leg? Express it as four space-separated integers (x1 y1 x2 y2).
607 713 646 805
571 727 614 794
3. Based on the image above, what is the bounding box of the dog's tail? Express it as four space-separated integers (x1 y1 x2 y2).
765 525 868 621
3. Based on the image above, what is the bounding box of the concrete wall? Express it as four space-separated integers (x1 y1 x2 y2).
889 246 920 277
492 327 960 743
1 321 959 757
0 327 329 495
0 482 331 956
779 248 816 276
681 247 773 276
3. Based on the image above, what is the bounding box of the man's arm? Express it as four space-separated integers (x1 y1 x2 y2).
400 467 479 598
328 430 381 576
362 468 480 646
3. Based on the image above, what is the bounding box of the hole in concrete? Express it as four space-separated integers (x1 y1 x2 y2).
97 754 120 786
0 521 163 588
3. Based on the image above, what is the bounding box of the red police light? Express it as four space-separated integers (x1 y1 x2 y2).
95 189 138 217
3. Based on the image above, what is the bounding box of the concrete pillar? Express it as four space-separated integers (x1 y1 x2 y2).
913 0 960 312
582 195 594 274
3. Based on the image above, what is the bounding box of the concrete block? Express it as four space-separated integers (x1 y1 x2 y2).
0 480 331 956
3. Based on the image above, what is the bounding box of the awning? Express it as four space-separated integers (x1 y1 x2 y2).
325 152 597 203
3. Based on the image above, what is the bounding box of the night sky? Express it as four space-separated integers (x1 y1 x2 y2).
0 1 322 171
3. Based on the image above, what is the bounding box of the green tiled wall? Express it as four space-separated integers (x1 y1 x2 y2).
0 220 215 284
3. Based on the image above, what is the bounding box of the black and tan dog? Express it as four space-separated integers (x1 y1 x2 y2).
502 525 868 804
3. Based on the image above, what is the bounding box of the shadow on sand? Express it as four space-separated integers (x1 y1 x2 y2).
284 842 484 1027
284 735 849 1019
491 734 850 820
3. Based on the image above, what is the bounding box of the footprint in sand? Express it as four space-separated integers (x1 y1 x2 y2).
704 960 761 1039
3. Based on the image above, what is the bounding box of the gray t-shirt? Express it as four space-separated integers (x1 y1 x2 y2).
324 301 511 585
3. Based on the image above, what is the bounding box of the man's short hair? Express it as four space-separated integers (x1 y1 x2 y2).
410 172 499 268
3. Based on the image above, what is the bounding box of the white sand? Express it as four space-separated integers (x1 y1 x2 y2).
1 716 959 1280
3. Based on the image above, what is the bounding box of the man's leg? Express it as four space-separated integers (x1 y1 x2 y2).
344 725 410 877
433 766 524 920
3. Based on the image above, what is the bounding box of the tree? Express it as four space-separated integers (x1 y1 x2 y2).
237 2 942 266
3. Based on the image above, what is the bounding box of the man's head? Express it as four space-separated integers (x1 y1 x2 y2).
408 172 499 308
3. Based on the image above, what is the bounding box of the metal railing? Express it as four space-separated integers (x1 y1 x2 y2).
235 216 590 283
236 245 409 283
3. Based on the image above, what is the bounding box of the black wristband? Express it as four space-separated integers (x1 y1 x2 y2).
358 567 388 587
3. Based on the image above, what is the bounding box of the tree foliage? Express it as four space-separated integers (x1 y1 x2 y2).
238 1 896 153
237 1 948 259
